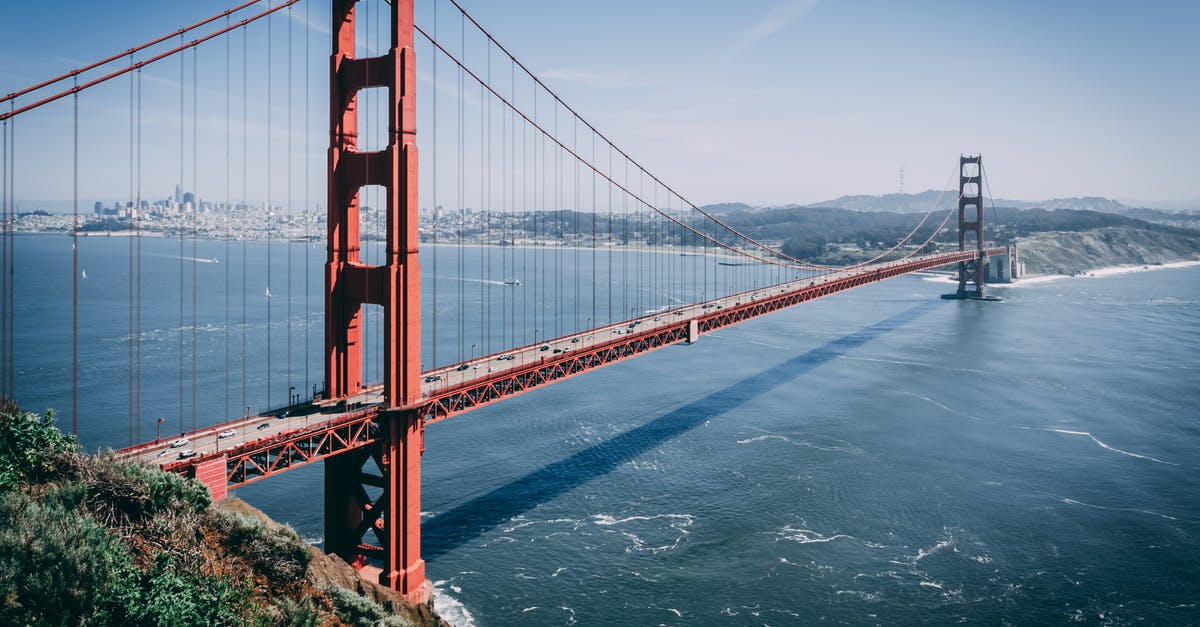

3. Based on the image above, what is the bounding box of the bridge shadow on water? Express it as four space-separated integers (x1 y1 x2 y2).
423 301 938 561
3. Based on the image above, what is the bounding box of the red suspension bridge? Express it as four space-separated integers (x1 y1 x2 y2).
0 0 1013 601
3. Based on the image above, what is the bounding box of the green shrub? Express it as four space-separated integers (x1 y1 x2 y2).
105 553 253 627
272 596 321 627
0 405 79 492
327 585 387 627
79 455 209 529
212 511 312 585
0 490 133 626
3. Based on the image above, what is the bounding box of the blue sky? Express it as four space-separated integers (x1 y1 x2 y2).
2 0 1197 208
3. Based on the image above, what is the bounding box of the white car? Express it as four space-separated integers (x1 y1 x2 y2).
169 437 189 448
217 429 235 439
177 449 197 460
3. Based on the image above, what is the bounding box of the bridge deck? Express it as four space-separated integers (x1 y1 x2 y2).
117 249 1002 488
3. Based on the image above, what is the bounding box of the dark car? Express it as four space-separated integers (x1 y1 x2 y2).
456 364 470 371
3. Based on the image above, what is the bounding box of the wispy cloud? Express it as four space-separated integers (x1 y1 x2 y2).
720 0 821 64
540 68 633 90
287 7 331 36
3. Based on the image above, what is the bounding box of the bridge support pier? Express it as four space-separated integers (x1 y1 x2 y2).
324 409 427 604
942 155 1001 301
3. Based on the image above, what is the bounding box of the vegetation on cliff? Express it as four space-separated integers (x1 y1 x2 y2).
692 203 1200 274
1014 226 1200 276
0 399 445 627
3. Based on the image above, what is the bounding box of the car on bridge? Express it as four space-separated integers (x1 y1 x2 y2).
218 429 235 439
177 449 197 460
169 437 189 448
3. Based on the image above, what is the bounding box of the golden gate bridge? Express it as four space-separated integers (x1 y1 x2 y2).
0 0 1011 601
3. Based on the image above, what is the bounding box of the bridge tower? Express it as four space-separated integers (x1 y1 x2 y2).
324 0 427 602
942 155 1000 301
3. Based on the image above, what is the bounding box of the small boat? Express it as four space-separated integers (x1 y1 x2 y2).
503 279 521 286
265 286 272 299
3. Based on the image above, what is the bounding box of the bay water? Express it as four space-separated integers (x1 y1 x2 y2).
8 234 1199 625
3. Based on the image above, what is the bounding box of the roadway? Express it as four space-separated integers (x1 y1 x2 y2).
119 249 994 470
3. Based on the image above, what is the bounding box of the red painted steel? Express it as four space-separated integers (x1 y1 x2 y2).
1 0 263 105
0 0 304 122
147 249 1004 491
323 0 425 601
953 155 987 297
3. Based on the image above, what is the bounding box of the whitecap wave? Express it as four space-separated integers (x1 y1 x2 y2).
592 513 694 554
1043 428 1177 465
432 581 476 627
736 434 863 454
1059 497 1178 521
775 525 853 545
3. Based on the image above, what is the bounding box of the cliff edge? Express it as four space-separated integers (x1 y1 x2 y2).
0 400 448 626
1016 226 1200 276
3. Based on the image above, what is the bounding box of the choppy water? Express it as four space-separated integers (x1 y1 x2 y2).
9 234 1200 625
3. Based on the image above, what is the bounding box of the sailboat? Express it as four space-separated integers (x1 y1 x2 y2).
265 286 272 299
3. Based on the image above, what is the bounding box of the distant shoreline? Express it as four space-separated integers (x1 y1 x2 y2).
1005 260 1200 286
922 260 1200 288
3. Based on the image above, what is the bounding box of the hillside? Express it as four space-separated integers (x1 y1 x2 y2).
0 401 447 626
1015 227 1200 276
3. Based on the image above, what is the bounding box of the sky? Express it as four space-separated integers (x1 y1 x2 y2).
1 0 1197 209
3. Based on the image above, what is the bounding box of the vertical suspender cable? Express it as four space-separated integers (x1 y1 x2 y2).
480 79 486 356
5 108 12 398
499 52 507 349
135 68 143 443
127 67 134 444
191 49 198 432
242 25 248 417
6 109 13 397
431 2 438 370
5 110 10 398
6 111 11 397
178 35 185 435
225 15 232 420
557 107 563 335
72 82 79 435
458 11 465 363
1 115 6 400
573 117 580 334
304 0 310 398
267 9 274 410
286 2 293 405
591 128 596 332
607 143 613 326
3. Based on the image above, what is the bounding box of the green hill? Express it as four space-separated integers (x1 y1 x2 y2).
0 399 445 627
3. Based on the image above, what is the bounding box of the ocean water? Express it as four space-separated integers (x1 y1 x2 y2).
8 234 1200 625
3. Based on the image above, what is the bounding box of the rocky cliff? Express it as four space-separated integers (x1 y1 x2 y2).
1016 226 1200 276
